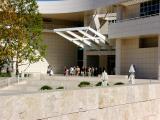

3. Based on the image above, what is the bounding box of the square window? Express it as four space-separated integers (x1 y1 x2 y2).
139 36 158 48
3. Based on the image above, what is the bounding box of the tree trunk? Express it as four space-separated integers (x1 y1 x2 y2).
16 61 19 75
16 52 19 76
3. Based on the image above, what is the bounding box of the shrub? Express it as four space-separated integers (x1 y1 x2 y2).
40 85 53 90
56 86 64 89
78 81 91 87
95 82 102 86
0 73 11 77
114 82 125 85
95 81 109 86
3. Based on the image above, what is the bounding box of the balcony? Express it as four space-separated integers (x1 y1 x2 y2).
108 14 160 39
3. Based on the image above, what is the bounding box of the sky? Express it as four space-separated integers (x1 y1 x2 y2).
37 0 60 1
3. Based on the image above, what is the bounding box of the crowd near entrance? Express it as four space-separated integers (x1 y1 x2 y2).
64 66 102 77
63 49 115 76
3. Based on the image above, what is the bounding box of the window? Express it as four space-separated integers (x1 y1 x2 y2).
139 36 158 48
140 0 160 17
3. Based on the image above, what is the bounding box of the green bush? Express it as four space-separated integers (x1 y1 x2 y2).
95 82 102 86
40 85 53 90
114 82 125 85
95 81 109 86
78 81 91 87
0 73 11 77
56 86 64 89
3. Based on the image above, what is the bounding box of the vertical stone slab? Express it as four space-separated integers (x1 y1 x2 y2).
116 39 121 75
158 35 160 79
116 5 124 21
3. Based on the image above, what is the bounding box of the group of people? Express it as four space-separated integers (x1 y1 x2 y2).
47 64 136 84
64 66 106 76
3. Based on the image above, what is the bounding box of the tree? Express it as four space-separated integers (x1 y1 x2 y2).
0 0 46 75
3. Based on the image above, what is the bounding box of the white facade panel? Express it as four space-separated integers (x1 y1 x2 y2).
38 0 126 14
108 15 160 39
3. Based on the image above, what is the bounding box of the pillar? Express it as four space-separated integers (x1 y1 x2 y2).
99 55 108 70
158 35 160 79
116 39 121 75
83 49 87 67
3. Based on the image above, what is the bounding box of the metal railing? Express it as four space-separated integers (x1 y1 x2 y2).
111 13 160 24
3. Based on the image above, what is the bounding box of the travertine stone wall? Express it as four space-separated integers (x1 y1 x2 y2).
1 84 160 120
19 33 77 74
43 33 77 74
120 38 158 79
108 15 160 39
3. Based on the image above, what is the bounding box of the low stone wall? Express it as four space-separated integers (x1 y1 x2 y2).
41 75 128 81
0 83 160 120
0 77 20 88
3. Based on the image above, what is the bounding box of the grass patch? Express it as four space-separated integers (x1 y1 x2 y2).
56 86 64 89
114 82 125 85
40 85 53 90
78 81 91 88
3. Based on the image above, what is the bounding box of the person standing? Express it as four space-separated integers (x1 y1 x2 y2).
88 67 91 77
64 66 67 76
81 66 85 76
76 66 80 76
47 65 51 75
70 66 74 76
47 65 54 76
128 64 136 84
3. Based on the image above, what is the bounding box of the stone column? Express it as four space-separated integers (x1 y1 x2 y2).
116 39 121 75
83 49 87 67
99 55 108 70
158 35 160 79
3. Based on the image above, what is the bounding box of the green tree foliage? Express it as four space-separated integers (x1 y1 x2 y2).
0 0 46 74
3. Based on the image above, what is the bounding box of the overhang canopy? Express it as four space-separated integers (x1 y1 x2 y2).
54 26 106 48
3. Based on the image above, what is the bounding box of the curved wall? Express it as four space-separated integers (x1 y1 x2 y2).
37 0 126 14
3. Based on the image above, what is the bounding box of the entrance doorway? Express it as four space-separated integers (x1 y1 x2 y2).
77 48 83 68
86 55 115 75
87 55 99 67
107 55 115 75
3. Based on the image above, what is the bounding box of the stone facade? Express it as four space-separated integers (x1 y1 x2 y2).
108 1 160 79
43 33 77 74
